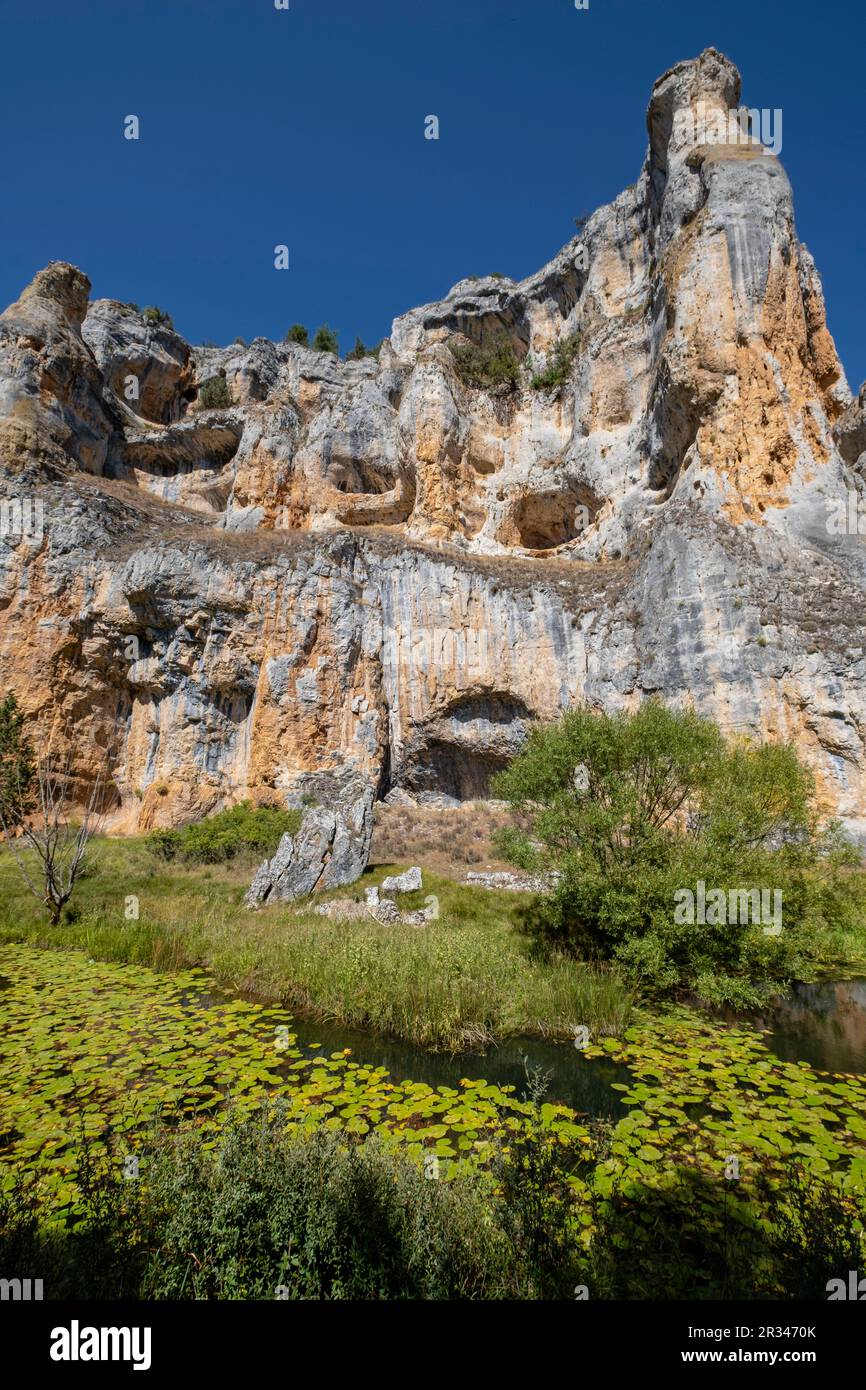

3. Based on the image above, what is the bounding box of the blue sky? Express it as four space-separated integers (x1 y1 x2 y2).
1 0 863 386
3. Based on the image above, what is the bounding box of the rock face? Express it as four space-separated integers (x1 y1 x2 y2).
1 48 865 839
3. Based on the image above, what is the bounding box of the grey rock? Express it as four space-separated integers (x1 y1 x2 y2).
246 772 374 906
465 870 560 893
380 866 422 893
82 299 193 425
374 897 401 924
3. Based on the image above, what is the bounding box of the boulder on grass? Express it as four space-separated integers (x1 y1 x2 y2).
380 866 422 894
246 772 374 907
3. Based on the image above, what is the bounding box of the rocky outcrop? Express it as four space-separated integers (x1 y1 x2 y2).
1 49 865 839
245 772 374 904
82 301 194 426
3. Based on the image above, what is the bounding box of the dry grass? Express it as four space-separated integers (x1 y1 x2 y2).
370 800 515 875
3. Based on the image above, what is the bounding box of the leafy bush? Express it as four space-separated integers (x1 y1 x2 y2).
312 324 339 355
285 323 309 346
530 331 581 390
581 1162 866 1300
450 333 521 391
492 700 860 1006
196 376 231 410
142 306 173 329
146 801 300 865
0 693 35 831
0 1109 527 1300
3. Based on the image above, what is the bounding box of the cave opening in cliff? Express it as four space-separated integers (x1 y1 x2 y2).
415 740 512 801
400 693 533 802
329 460 394 495
508 486 600 550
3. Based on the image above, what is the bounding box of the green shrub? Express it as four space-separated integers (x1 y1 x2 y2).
581 1161 866 1300
492 700 860 1006
285 324 309 346
196 376 231 410
0 693 35 831
3 1103 859 1301
530 331 581 390
146 801 300 865
0 1108 526 1300
450 334 521 391
345 336 381 361
142 306 173 329
312 324 339 355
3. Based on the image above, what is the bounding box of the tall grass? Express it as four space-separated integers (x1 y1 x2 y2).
0 839 633 1051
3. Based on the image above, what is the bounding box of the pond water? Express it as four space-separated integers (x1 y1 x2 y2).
285 1014 633 1119
731 978 866 1074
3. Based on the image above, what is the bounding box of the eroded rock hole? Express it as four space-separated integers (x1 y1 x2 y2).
510 487 601 550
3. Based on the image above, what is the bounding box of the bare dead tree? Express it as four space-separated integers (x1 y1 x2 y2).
0 727 110 925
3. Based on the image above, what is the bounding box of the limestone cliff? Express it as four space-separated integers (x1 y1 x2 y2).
1 49 864 838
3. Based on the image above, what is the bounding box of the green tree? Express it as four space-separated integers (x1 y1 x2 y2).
285 324 309 346
312 324 339 355
0 693 36 831
492 700 858 1006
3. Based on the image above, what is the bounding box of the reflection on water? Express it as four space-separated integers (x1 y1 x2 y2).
286 1015 631 1119
736 979 866 1074
189 984 631 1118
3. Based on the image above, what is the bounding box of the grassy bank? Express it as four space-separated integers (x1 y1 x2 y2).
0 836 633 1051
